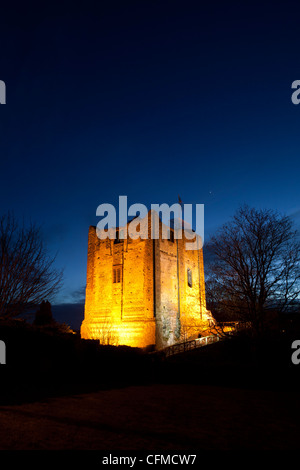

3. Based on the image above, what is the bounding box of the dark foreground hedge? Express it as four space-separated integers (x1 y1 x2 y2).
0 320 300 404
0 320 151 403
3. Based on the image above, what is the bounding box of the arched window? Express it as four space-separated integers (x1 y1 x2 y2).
187 268 192 287
113 266 122 283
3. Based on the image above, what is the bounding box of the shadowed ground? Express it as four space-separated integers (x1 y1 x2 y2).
1 323 300 450
0 383 300 450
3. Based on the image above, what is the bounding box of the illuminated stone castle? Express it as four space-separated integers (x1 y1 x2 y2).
81 211 213 349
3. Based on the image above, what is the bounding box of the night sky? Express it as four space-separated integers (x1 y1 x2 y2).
1 1 300 324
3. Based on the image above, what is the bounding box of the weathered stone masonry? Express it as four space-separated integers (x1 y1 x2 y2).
81 211 213 349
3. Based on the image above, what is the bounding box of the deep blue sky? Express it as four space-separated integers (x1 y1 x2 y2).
1 0 300 318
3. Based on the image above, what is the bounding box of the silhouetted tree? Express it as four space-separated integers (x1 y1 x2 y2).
0 213 63 318
34 300 54 326
205 205 300 337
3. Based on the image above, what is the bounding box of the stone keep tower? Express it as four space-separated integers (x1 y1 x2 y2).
81 211 213 349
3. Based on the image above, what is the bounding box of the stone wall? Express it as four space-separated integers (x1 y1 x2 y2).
81 221 156 348
81 212 213 349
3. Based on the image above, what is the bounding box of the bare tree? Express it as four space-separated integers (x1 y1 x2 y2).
97 316 119 346
205 205 300 337
0 213 63 318
176 316 211 342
